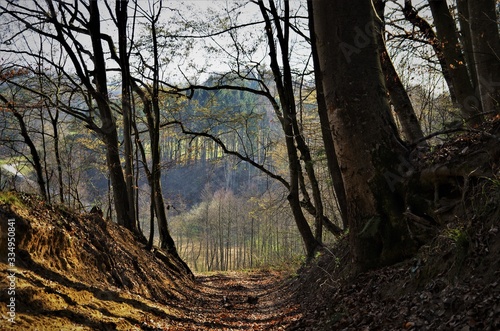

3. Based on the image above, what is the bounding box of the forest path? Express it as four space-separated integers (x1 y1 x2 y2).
177 270 302 330
0 192 302 330
1 265 302 330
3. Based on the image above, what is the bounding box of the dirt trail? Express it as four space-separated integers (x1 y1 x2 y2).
184 270 301 330
0 266 301 330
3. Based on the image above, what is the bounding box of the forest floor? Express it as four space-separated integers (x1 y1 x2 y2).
183 270 301 330
1 118 500 330
0 265 300 330
288 118 500 330
0 191 300 330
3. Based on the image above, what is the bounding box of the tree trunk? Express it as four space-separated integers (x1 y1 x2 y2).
374 0 426 145
403 1 456 103
127 9 190 276
308 0 348 230
150 12 178 256
48 108 65 204
116 0 137 229
314 0 417 272
457 0 479 96
468 0 500 115
0 94 47 200
12 110 47 200
429 0 481 124
88 0 133 230
146 185 155 250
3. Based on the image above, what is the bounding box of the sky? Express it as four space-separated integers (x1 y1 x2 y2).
0 0 445 93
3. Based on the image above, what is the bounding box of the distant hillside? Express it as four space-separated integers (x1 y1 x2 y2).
163 157 270 207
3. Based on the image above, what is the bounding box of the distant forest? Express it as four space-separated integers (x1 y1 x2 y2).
1 0 498 273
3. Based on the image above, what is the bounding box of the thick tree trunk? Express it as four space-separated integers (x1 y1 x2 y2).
314 0 417 272
468 0 500 115
429 0 481 124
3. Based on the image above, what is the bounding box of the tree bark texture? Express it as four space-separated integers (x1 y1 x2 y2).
313 0 417 272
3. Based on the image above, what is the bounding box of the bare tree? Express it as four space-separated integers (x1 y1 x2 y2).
165 0 343 258
0 0 158 231
374 0 427 145
428 0 481 123
0 92 47 200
